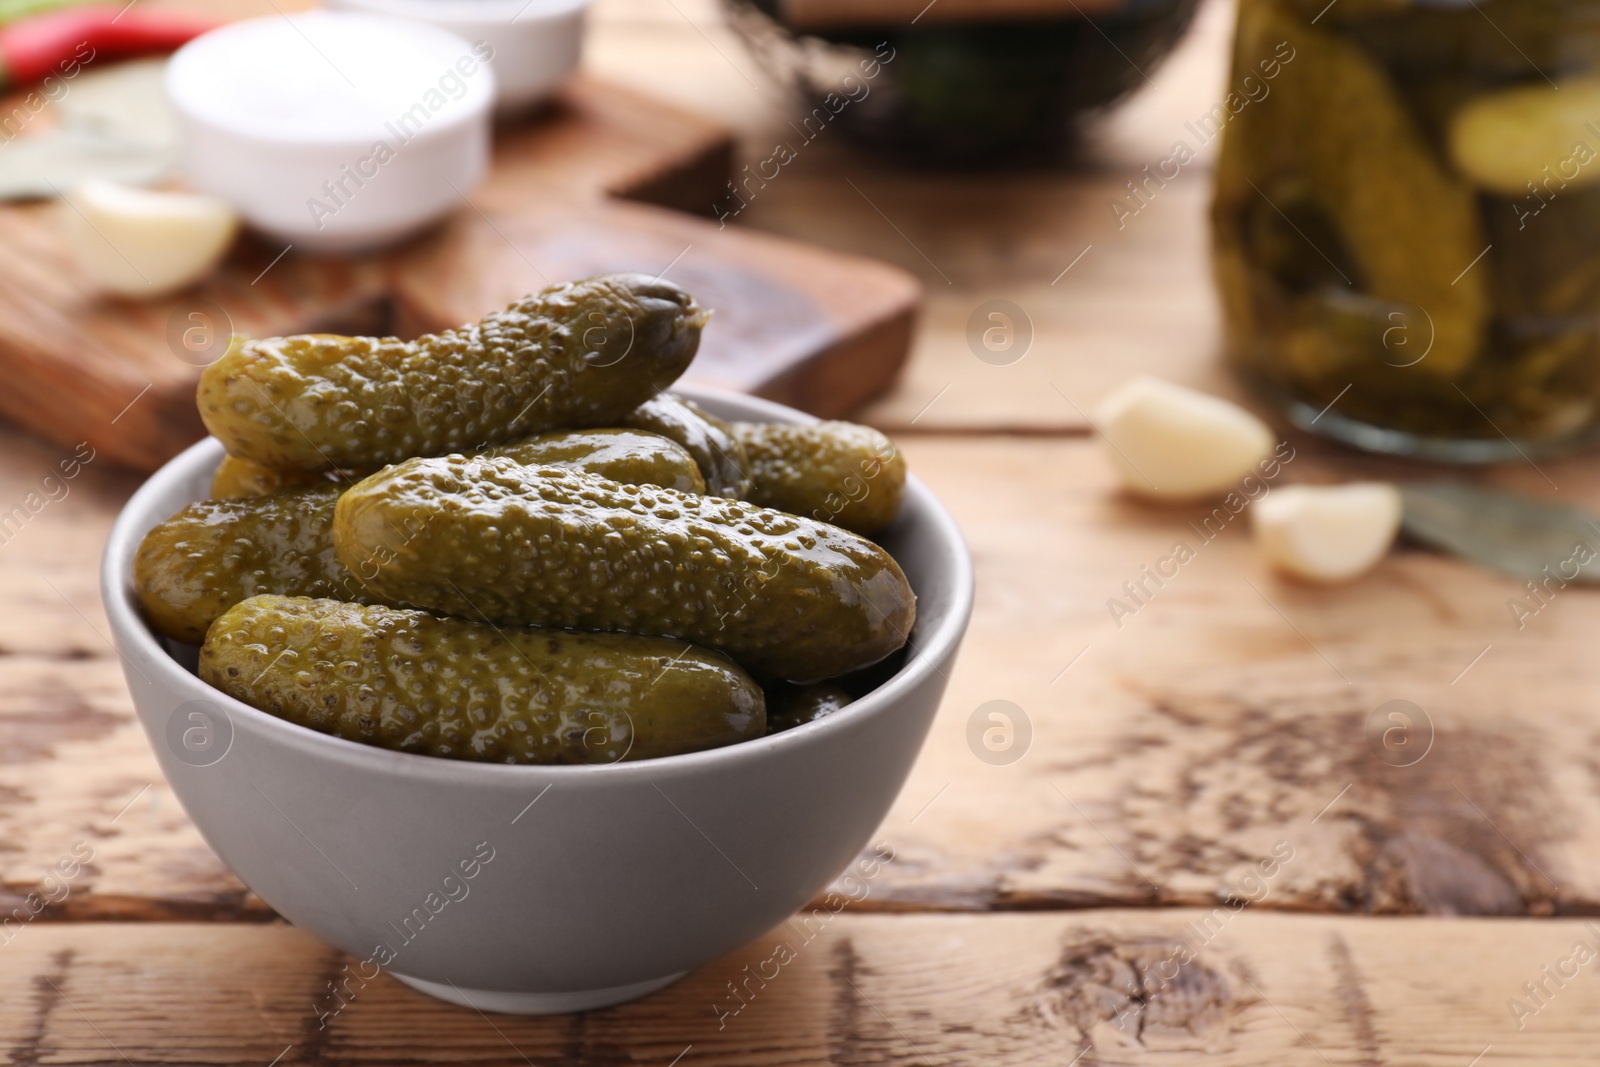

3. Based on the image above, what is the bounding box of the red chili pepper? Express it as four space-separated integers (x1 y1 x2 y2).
0 4 217 89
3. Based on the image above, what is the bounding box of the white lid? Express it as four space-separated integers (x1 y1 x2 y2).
165 10 495 145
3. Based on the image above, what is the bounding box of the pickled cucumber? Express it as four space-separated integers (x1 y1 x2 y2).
135 485 365 645
198 274 709 472
214 427 705 502
201 595 764 763
334 456 916 682
623 392 752 498
211 455 359 500
145 428 712 640
487 428 705 495
1298 0 1590 87
1448 78 1600 198
766 682 852 734
733 421 906 535
1214 0 1489 382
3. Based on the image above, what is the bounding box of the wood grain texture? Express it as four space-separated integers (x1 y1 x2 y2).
866 437 1600 916
11 433 1600 922
0 426 141 656
0 913 1591 1064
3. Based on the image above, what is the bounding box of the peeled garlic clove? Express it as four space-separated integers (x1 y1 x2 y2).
63 179 238 298
1094 376 1275 499
1447 78 1600 198
1253 483 1402 584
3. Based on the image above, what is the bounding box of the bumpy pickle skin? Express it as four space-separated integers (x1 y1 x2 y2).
733 421 906 536
201 596 764 764
765 682 853 734
333 456 916 682
135 485 367 645
197 274 709 472
623 392 752 498
489 428 705 494
214 427 705 501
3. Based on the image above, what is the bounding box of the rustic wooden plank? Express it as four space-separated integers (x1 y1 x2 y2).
11 434 1600 919
0 655 271 923
0 913 1592 1064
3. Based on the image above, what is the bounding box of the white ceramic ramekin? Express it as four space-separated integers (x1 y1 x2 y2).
101 386 973 1014
326 0 588 114
165 11 495 252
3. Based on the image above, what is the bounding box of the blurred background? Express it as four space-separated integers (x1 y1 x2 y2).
588 0 1230 430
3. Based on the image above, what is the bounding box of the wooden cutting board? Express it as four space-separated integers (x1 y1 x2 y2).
0 73 921 472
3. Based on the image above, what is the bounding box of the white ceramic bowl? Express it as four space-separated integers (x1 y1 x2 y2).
166 11 495 252
326 0 588 114
101 387 973 1014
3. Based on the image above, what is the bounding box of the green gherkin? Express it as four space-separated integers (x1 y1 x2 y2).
198 274 709 472
138 431 706 644
201 596 764 764
210 455 355 499
1213 0 1487 385
765 682 853 734
485 428 704 495
334 456 917 682
136 485 362 645
212 427 703 500
623 392 752 498
733 421 906 536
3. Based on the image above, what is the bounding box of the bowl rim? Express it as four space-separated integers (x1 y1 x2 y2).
102 385 975 787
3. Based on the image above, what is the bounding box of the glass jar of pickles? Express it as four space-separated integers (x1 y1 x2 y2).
1213 0 1600 460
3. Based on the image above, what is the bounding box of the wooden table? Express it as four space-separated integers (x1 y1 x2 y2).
8 0 1600 1063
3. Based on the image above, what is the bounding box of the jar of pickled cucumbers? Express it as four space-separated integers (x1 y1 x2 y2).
1213 0 1600 460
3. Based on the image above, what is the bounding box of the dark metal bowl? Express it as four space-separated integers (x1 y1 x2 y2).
724 0 1202 167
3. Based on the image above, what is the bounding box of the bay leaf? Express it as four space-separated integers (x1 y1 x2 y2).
0 57 174 200
1401 481 1600 583
0 131 170 199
